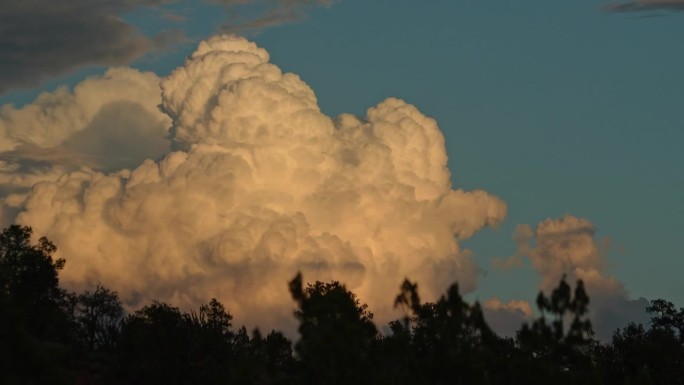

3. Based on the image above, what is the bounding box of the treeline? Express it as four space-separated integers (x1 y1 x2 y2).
1 224 683 385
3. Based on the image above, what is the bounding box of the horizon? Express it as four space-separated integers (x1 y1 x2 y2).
1 0 682 340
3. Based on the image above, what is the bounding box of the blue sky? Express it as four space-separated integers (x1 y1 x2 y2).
255 0 684 305
1 0 682 324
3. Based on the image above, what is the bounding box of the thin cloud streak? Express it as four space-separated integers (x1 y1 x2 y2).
604 0 684 12
212 0 333 32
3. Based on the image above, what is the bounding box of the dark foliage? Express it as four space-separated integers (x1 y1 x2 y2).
515 276 600 385
0 225 73 384
2 225 683 385
595 301 684 385
289 273 378 384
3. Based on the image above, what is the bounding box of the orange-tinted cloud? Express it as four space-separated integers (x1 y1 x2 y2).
4 35 506 332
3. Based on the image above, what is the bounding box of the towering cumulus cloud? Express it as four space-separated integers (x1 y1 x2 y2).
7 36 506 331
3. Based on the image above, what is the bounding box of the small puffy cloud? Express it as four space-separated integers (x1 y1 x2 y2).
0 0 179 94
7 35 506 332
527 215 619 295
483 298 532 338
516 215 649 339
484 298 533 317
604 0 684 12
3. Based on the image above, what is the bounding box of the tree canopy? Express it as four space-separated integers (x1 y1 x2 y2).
2 224 682 385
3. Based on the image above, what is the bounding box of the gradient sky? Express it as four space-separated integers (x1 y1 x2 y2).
1 0 682 316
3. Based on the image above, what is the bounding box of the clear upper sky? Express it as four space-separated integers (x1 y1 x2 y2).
1 0 682 311
257 0 684 308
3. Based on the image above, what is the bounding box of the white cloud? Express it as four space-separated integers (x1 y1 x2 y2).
0 67 169 163
4 35 507 332
0 67 170 228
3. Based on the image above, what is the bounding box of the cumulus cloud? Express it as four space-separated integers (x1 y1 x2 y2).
604 0 684 12
516 215 649 339
0 67 170 170
3 35 506 332
524 216 617 294
0 0 182 94
0 67 170 228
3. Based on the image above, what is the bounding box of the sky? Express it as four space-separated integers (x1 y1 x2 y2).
0 0 682 338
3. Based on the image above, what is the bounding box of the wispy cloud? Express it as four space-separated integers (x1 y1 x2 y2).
604 0 684 13
0 1 181 94
211 0 333 32
0 0 334 95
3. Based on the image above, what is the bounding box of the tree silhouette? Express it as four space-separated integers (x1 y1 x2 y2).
114 298 291 385
385 278 499 384
595 300 684 385
3 224 684 385
0 225 71 339
74 285 124 352
647 299 684 344
116 301 194 384
516 276 599 385
289 272 378 385
0 225 76 384
248 328 295 384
